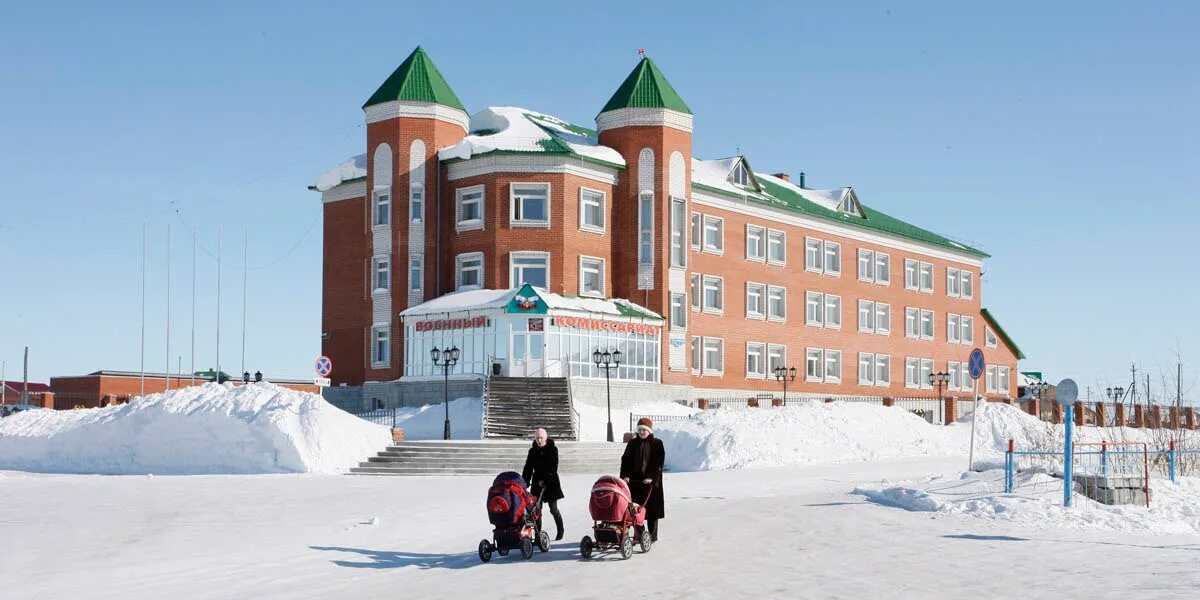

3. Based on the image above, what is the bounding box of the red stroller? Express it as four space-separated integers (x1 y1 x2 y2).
580 475 653 560
478 472 551 562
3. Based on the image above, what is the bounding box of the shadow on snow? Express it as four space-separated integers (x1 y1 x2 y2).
310 545 587 569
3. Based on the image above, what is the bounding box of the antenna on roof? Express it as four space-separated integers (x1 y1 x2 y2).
799 171 806 189
735 146 741 156
637 48 646 57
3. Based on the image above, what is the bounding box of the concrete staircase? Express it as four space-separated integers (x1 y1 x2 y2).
350 440 625 476
484 377 576 441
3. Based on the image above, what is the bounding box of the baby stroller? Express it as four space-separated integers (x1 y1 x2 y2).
478 471 551 562
580 475 653 560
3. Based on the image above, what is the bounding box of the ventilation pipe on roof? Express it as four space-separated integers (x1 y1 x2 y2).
798 172 806 189
771 172 790 182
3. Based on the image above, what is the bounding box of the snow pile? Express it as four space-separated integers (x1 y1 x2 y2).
0 383 390 475
955 401 1054 466
395 397 483 440
575 400 698 442
312 153 367 191
656 401 967 471
438 107 626 166
853 471 1200 534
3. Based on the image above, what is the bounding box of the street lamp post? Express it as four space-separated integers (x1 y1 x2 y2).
1105 385 1126 426
593 348 622 442
431 346 460 440
773 365 797 405
929 371 950 400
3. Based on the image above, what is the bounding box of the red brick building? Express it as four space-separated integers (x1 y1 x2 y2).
313 47 1023 402
49 371 320 409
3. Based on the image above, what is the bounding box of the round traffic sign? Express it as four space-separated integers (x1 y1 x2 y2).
968 348 986 380
315 355 333 378
1055 378 1078 406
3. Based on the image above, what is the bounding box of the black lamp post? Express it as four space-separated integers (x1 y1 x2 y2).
431 345 460 440
929 371 950 399
593 347 622 442
1031 381 1050 402
773 365 797 405
1104 385 1125 404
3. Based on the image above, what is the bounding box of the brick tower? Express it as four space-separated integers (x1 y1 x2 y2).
596 57 694 385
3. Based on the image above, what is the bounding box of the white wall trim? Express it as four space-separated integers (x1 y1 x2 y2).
445 154 619 185
596 108 693 133
321 180 366 203
364 101 469 131
691 189 984 267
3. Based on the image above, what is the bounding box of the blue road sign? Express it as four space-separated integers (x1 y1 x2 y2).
315 356 333 377
968 348 986 380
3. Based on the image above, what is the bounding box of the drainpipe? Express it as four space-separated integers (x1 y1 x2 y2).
435 161 442 296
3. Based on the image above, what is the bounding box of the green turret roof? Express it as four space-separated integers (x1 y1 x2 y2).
363 46 466 111
599 57 691 115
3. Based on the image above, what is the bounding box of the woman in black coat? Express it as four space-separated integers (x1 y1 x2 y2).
621 417 665 542
522 427 565 540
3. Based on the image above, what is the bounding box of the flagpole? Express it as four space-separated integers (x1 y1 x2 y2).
165 223 171 391
140 221 146 396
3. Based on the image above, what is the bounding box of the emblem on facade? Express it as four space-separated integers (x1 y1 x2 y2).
514 294 540 311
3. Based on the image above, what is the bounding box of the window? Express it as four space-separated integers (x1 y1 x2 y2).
580 188 605 233
806 238 839 275
876 303 891 335
985 327 998 348
690 213 701 250
806 292 822 326
948 314 961 343
455 186 483 231
456 252 484 290
638 192 654 264
372 326 390 365
767 344 786 375
805 238 823 272
875 253 890 285
408 256 422 292
579 256 604 297
961 271 974 299
920 359 933 390
730 162 751 187
947 267 961 298
372 256 390 292
859 353 874 385
905 307 919 338
690 274 700 311
510 183 549 226
919 262 934 292
746 342 765 378
920 309 934 340
948 361 964 391
986 366 998 393
998 366 1010 394
858 300 875 333
824 242 841 275
904 259 919 290
961 316 974 344
875 355 891 386
670 293 687 331
702 275 724 313
948 314 973 345
702 215 724 253
858 250 874 282
703 338 724 374
670 197 687 267
824 294 842 328
767 286 786 321
767 230 786 264
746 225 765 261
746 282 765 319
373 188 391 226
690 336 701 374
410 184 424 222
905 357 920 389
806 348 823 382
511 252 549 288
825 350 842 382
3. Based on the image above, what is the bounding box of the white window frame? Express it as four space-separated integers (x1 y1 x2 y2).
702 215 724 254
948 361 963 391
690 212 701 251
409 183 424 223
825 349 842 383
986 365 998 393
947 267 961 298
876 303 891 335
746 342 766 379
875 252 890 285
905 307 919 339
948 314 961 343
858 299 876 333
824 294 842 329
823 241 841 276
961 270 974 300
767 229 786 265
690 336 701 375
510 251 550 289
638 192 654 265
918 261 934 293
578 255 605 298
905 357 919 389
875 355 891 387
690 273 701 312
746 282 766 320
858 249 874 282
455 252 484 291
371 326 390 366
509 182 551 227
746 224 766 262
372 255 390 292
670 196 687 268
998 366 1010 395
731 162 751 187
702 337 725 376
579 187 606 234
408 255 422 293
904 259 919 290
805 348 823 382
455 185 484 232
373 187 391 227
767 285 786 322
805 238 823 272
859 352 875 386
920 309 934 341
670 292 687 331
702 275 724 314
767 344 786 376
985 327 998 349
920 358 934 390
806 292 823 327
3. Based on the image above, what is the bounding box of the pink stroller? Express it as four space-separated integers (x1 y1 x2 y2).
580 475 653 559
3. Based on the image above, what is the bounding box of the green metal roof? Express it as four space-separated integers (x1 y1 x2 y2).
599 57 692 115
694 175 990 258
363 46 466 111
981 308 1026 359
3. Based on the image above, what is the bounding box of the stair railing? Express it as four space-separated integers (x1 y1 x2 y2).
480 354 492 439
566 377 580 442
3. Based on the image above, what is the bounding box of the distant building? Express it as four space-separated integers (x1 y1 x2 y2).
1 381 53 407
49 371 319 409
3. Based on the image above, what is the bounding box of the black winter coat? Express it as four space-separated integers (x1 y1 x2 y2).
620 434 665 520
522 439 564 502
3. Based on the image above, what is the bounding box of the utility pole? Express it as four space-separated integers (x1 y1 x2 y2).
241 228 248 375
216 227 222 385
2 360 6 405
140 221 147 396
1178 361 1183 414
22 346 29 405
166 223 171 391
191 231 196 386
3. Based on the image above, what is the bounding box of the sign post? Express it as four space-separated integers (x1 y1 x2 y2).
1056 378 1079 508
967 348 986 471
314 356 333 397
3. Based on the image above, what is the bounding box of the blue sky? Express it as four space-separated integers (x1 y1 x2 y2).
1 1 1197 400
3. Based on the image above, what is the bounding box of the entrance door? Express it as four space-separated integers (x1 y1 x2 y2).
511 320 545 377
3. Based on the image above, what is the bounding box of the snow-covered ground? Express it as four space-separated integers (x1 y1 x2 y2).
2 457 1197 599
394 396 483 440
0 383 390 474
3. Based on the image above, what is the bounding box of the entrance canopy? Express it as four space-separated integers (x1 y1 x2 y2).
400 285 663 382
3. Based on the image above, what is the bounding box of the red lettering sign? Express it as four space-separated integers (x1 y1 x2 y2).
414 315 488 332
553 315 660 336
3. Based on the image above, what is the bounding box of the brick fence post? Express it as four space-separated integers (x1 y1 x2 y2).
391 428 405 444
1026 399 1040 419
1001 398 1013 405
747 397 758 408
1094 402 1107 427
943 397 957 425
882 397 895 407
1052 403 1063 424
1133 405 1146 428
771 398 783 408
1074 401 1085 426
1150 405 1163 428
1187 407 1197 430
697 398 709 411
825 397 835 403
1114 403 1126 427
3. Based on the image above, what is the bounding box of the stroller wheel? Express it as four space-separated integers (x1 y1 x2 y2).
619 535 633 560
497 547 509 556
537 529 551 553
580 536 594 559
520 538 535 560
639 527 653 553
478 539 492 563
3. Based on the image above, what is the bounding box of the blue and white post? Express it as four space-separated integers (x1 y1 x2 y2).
1056 378 1080 508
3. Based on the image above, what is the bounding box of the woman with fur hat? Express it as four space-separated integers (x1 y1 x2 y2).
620 417 666 541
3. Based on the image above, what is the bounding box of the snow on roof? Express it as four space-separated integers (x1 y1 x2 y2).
401 287 660 320
753 172 849 212
691 157 747 196
312 154 367 192
437 107 626 167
